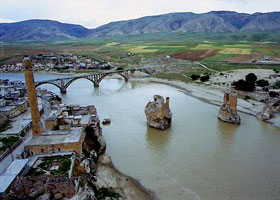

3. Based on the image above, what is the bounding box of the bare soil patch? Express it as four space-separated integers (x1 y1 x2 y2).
255 45 280 50
171 49 219 61
227 52 262 62
272 53 280 61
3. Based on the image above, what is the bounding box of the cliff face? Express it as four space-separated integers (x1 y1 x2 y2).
144 95 172 130
218 92 241 125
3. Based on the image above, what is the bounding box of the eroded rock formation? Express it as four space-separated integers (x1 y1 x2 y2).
145 95 172 130
218 92 241 124
257 97 280 120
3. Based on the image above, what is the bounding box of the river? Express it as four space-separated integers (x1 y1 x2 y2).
1 73 280 200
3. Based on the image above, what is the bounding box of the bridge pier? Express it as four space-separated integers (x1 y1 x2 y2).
94 83 99 87
60 89 67 94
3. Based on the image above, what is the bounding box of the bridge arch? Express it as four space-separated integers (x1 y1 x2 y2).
95 72 128 85
35 82 62 91
63 77 96 90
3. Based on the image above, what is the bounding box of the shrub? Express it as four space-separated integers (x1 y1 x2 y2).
274 81 280 89
245 73 257 83
269 91 279 98
256 79 269 87
200 75 210 82
232 79 255 91
191 74 200 81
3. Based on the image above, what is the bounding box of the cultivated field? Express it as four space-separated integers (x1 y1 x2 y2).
1 32 280 83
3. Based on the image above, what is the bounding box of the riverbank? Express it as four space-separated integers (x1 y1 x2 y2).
96 154 156 200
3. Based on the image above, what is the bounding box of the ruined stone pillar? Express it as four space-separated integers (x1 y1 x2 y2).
23 57 43 136
218 91 240 124
229 93 237 113
166 97 170 107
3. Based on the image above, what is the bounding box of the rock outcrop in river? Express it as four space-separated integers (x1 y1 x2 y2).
145 95 172 130
218 92 241 124
257 97 280 121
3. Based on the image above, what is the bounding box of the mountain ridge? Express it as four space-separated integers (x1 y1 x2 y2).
0 11 279 41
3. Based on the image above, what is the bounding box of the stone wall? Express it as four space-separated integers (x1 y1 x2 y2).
45 118 57 130
25 141 83 157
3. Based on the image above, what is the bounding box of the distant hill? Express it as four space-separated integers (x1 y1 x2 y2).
0 19 89 41
87 11 280 37
1 11 280 41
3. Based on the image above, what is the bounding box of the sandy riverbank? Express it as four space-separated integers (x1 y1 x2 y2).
96 154 157 200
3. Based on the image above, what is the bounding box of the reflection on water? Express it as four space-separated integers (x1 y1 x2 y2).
2 73 280 200
216 119 238 148
146 126 171 152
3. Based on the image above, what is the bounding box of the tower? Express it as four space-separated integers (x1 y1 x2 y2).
23 57 43 136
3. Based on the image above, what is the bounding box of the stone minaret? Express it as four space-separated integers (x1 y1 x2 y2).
23 57 43 136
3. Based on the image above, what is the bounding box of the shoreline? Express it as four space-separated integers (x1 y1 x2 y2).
96 154 157 200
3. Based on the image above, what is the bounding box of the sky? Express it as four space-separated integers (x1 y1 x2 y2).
0 0 279 28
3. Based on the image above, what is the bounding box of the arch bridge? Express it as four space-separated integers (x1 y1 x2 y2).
35 67 154 93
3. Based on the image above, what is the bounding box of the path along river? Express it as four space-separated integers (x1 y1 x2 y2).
2 73 280 200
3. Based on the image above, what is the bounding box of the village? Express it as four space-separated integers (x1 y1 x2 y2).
0 53 113 72
0 58 119 199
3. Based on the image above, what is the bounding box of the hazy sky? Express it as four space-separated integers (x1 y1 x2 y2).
0 0 279 28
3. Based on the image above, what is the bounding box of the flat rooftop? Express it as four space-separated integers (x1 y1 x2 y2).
0 159 29 193
27 127 82 146
1 119 31 135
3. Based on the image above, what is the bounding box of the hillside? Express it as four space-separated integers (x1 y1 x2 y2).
87 11 280 37
0 19 89 41
0 11 280 41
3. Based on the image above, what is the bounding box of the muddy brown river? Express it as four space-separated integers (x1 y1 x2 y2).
2 73 280 200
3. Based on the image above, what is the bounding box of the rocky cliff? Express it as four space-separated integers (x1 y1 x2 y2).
145 95 172 130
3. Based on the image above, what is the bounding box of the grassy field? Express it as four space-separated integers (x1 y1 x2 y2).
27 156 71 176
0 136 19 154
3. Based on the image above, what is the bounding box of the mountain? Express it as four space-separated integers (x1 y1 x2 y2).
0 11 280 41
0 19 89 41
86 11 280 37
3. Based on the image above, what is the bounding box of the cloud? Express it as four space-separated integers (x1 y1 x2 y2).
0 0 279 28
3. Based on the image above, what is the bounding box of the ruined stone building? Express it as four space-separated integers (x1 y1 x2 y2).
218 92 241 124
145 95 172 130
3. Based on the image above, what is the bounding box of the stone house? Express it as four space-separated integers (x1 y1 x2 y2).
24 127 84 156
0 100 27 119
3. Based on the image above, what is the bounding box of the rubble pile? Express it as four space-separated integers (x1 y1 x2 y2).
257 97 280 120
4 176 76 200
